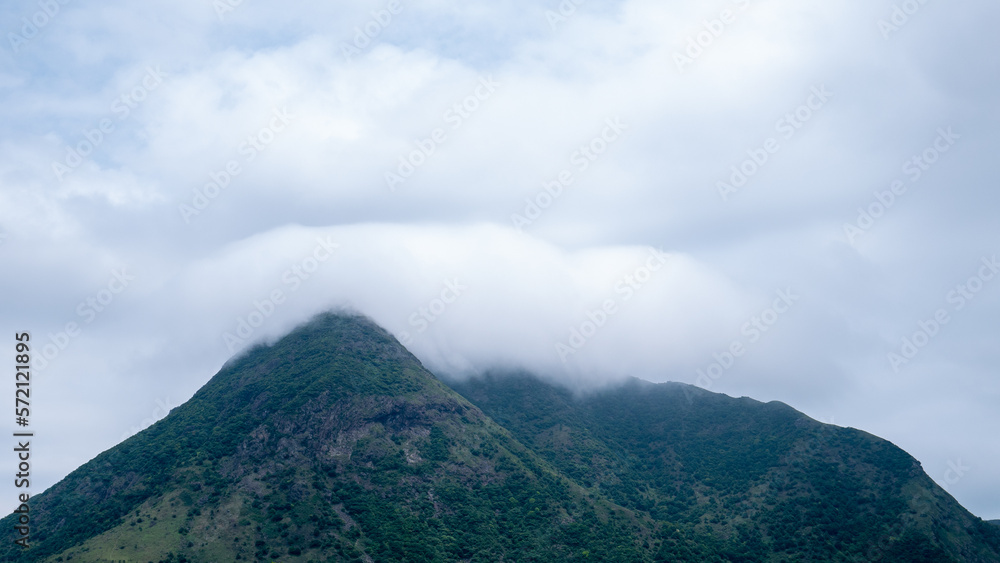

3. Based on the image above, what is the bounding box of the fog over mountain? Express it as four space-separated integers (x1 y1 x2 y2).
0 0 998 522
3 313 997 561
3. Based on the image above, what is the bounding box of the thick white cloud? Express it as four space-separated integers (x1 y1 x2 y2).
1 0 998 520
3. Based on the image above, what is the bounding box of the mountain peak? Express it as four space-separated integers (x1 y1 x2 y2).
4 313 999 562
217 310 432 398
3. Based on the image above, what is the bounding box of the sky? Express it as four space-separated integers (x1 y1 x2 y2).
1 0 998 520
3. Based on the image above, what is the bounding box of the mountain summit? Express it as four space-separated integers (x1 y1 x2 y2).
4 312 999 562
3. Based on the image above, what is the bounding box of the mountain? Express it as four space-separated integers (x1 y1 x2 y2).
3 312 998 562
451 373 1000 562
2 313 649 562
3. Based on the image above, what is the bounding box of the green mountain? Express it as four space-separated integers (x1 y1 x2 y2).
451 373 1000 562
3 312 998 562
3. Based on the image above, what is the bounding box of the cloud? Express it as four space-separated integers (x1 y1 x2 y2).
1 0 999 520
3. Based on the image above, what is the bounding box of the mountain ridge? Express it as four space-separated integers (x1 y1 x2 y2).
451 371 1000 561
1 313 650 561
3 312 998 562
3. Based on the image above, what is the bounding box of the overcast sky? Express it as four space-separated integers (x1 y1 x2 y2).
2 0 998 520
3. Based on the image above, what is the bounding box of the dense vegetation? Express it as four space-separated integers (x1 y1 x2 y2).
2 313 998 562
453 373 1000 562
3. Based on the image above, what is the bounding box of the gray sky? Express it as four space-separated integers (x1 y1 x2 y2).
1 0 998 519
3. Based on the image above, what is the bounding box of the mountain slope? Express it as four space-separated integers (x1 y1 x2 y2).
0 313 648 562
3 312 998 562
451 372 1000 562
